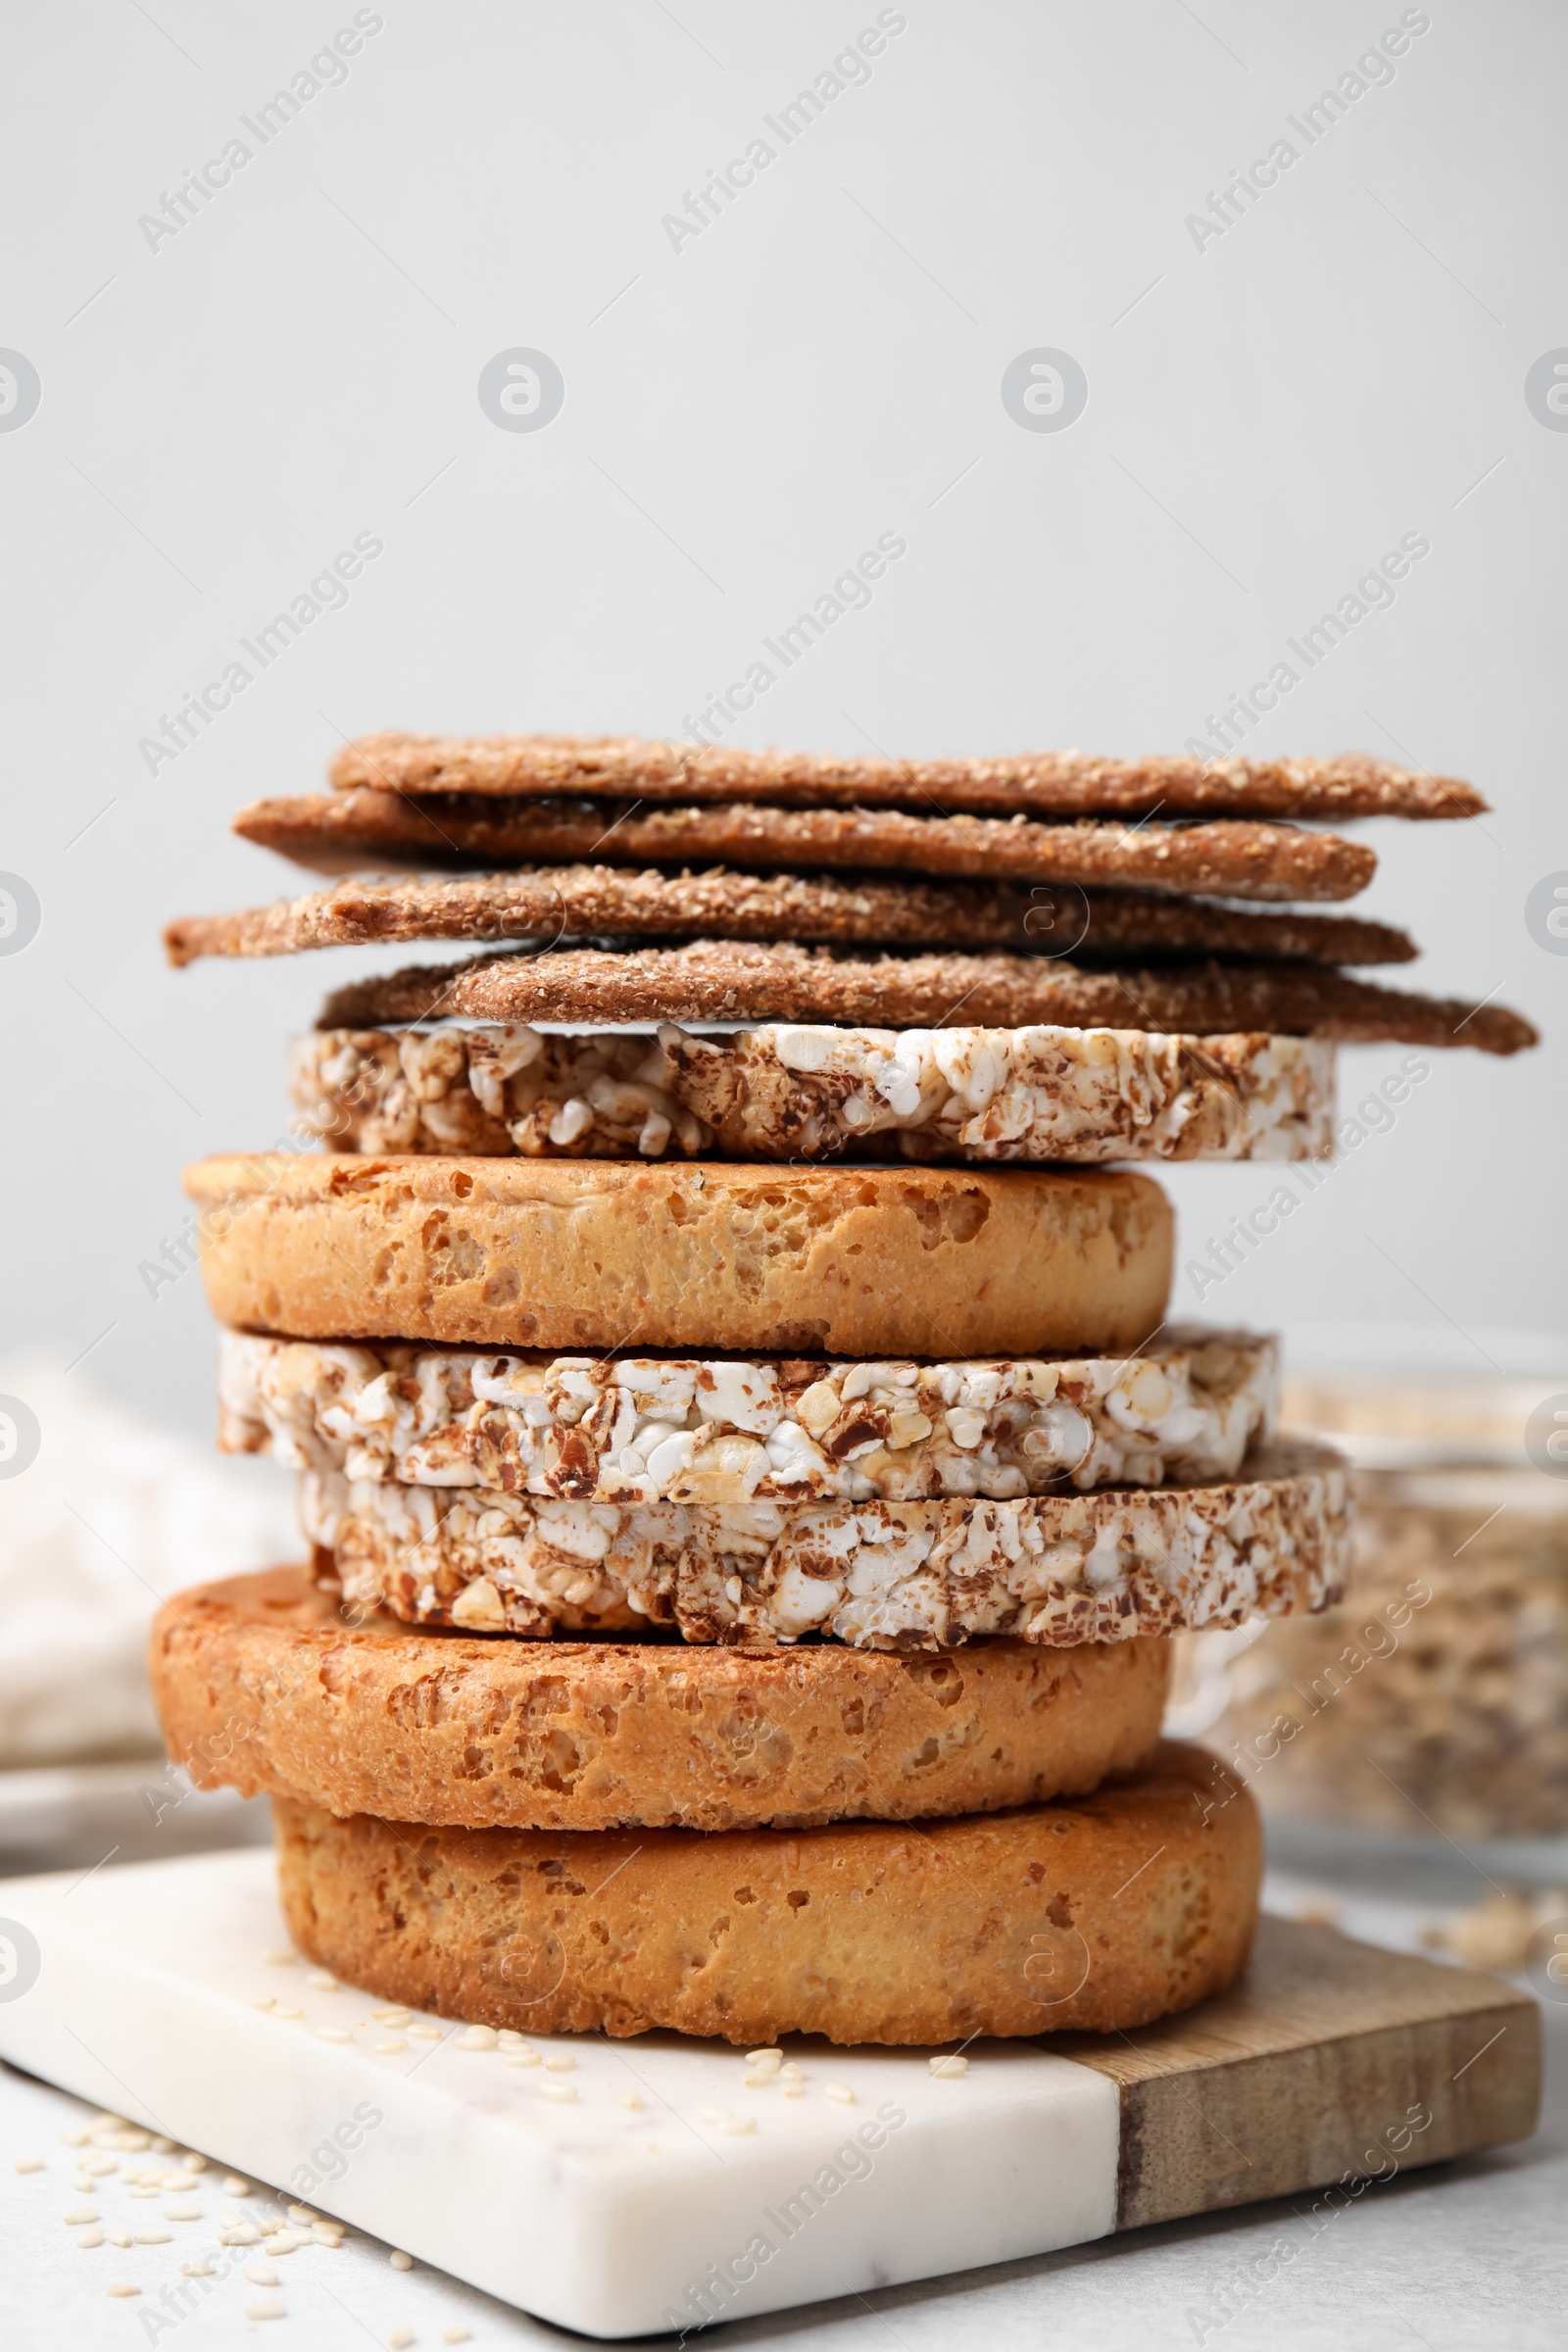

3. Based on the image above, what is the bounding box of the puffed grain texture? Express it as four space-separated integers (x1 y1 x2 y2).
182 1153 1174 1357
149 1566 1172 1831
271 1741 1261 2042
328 730 1484 820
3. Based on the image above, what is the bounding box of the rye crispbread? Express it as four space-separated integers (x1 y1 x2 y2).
217 823 1419 962
271 1741 1261 2041
328 729 1484 820
151 1565 1171 1833
181 1153 1173 1359
233 785 1396 909
315 944 1538 1054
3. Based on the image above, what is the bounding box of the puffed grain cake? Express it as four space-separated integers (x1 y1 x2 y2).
271 1740 1261 2042
216 1327 1279 1501
304 1437 1349 1648
328 729 1484 820
293 1021 1336 1163
150 1565 1172 1833
182 1154 1173 1358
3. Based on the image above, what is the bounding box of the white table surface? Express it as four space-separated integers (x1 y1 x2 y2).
3 1861 1564 2352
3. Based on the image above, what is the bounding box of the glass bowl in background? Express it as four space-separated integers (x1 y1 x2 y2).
1168 1362 1568 1897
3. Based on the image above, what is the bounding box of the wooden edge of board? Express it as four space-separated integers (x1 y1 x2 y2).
1042 1912 1544 2230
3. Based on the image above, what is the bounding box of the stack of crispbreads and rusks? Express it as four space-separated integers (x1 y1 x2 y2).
151 731 1533 2047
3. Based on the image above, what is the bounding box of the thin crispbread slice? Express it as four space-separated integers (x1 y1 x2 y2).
169 861 1412 967
328 730 1485 820
237 788 1393 922
316 942 1539 1055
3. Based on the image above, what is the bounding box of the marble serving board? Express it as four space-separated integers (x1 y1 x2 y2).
0 1848 1541 2338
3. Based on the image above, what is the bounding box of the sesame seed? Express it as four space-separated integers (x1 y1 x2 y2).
695 2106 730 2126
389 2328 415 2349
180 2260 215 2278
390 2249 414 2272
221 2224 261 2246
316 2027 354 2044
106 2282 140 2298
246 2300 286 2321
456 2025 498 2051
928 2053 969 2078
285 2205 318 2226
91 2114 127 2130
65 2207 99 2226
313 2224 344 2246
824 2083 856 2104
59 2129 90 2148
503 2050 539 2069
135 2228 172 2246
151 2137 177 2154
540 2082 577 2104
75 2229 104 2249
781 2082 804 2098
80 2155 117 2177
262 1949 296 1966
542 2052 574 2072
177 2153 207 2171
716 2116 757 2136
14 2157 43 2173
253 1996 277 2013
376 2038 409 2054
444 2328 472 2345
373 2008 411 2025
108 2230 132 2248
307 1972 339 1990
245 2264 279 2286
618 2091 643 2111
164 2200 202 2222
407 2024 443 2041
497 2030 528 2048
746 2048 783 2067
223 2177 252 2195
741 2072 774 2089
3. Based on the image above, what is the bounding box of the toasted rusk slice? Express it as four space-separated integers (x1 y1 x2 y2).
327 727 1484 820
271 1742 1261 2041
291 1021 1335 1163
216 1327 1279 1501
182 1154 1173 1360
150 1565 1173 1833
302 1436 1349 1649
311 943 1538 1053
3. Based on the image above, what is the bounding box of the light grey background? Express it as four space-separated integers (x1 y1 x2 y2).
2 0 1563 1440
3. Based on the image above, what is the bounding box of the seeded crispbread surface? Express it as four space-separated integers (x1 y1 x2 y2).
182 1153 1173 1358
150 1565 1172 1833
328 729 1484 820
316 943 1538 1054
232 787 1397 911
220 817 1419 963
271 1740 1262 2041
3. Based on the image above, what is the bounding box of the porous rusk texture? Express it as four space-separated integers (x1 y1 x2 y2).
149 1566 1172 1832
292 1023 1337 1164
306 1438 1349 1647
183 1155 1173 1358
328 729 1484 820
271 1741 1261 2043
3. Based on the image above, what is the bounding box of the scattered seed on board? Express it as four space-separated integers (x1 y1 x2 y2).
377 2038 409 2054
457 2025 498 2051
106 2283 139 2298
389 2328 414 2349
134 2229 172 2246
444 2328 472 2345
180 2260 215 2278
14 2157 43 2173
540 2082 576 2104
317 2027 354 2044
929 2054 970 2079
223 2176 252 2195
108 2230 132 2248
408 2024 443 2041
308 1973 339 1990
390 2249 414 2271
246 2301 286 2321
618 2091 642 2111
75 2230 105 2250
64 2207 98 2226
542 2051 575 2072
